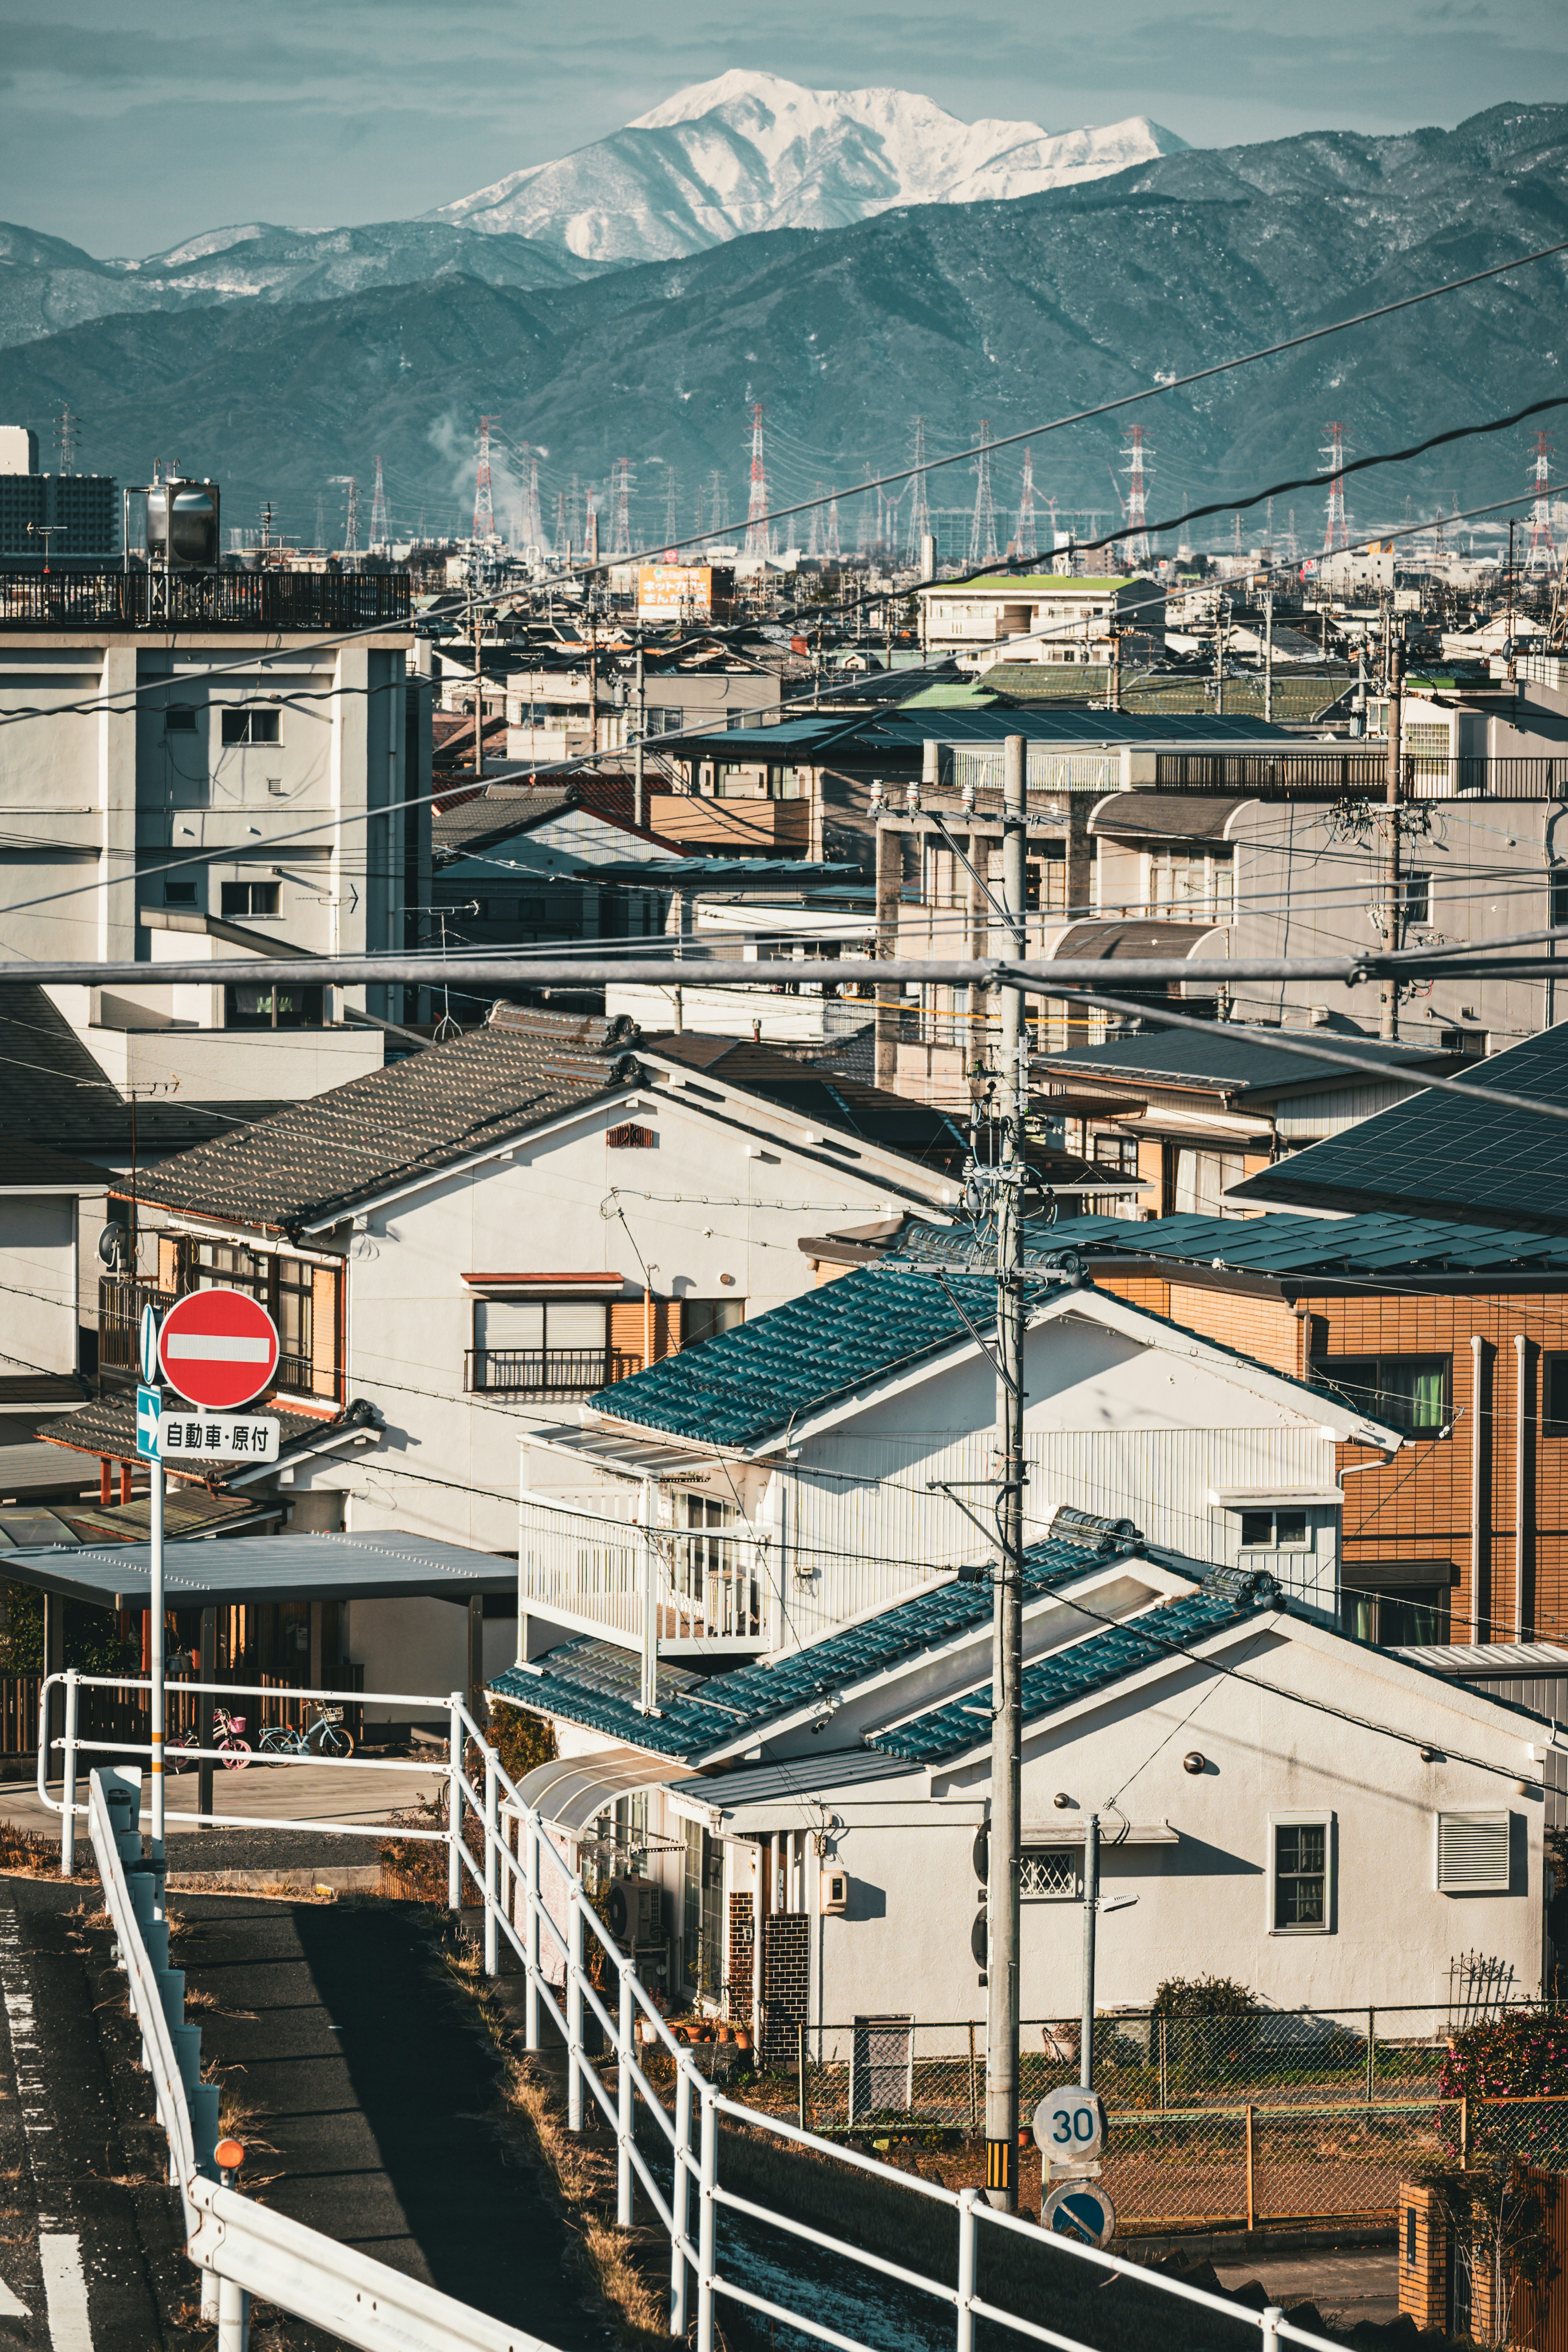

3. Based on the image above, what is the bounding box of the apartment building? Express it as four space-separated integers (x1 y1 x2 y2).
916 572 1164 668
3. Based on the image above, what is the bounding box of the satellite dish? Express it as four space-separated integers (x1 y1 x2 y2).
97 1224 129 1272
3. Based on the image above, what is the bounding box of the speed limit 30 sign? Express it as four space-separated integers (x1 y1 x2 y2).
1033 2087 1106 2165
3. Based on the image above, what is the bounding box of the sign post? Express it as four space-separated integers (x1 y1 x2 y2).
145 1288 281 1853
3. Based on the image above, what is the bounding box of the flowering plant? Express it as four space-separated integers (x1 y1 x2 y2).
1437 2011 1568 2100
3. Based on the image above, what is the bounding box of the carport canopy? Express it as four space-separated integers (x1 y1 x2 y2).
0 1529 518 1612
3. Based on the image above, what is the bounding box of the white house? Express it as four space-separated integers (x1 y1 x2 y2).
515 1266 1405 1704
106 1008 971 1708
498 1530 1551 2037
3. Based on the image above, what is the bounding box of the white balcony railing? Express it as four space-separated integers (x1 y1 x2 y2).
519 1493 768 1710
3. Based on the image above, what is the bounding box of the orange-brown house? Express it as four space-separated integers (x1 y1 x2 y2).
1047 1209 1568 1648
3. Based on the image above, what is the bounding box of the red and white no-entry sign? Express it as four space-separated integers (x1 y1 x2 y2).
156 1286 281 1411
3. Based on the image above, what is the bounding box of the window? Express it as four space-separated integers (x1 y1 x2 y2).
220 882 279 920
1339 1563 1453 1647
1020 1850 1078 1899
225 984 323 1030
682 1818 723 1996
1174 1147 1244 1218
1092 1134 1139 1178
163 880 198 906
1552 868 1568 931
1272 1819 1330 1933
606 1123 656 1150
468 1297 609 1394
1436 1811 1510 1893
220 707 280 745
1238 1508 1310 1550
1545 1354 1568 1438
164 705 198 733
647 706 684 735
683 1299 744 1349
189 1241 340 1401
1312 1355 1450 1434
1401 871 1431 927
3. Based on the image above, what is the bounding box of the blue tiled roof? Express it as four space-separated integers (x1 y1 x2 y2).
490 1535 1110 1763
869 1588 1265 1764
1042 1211 1568 1278
588 1263 992 1447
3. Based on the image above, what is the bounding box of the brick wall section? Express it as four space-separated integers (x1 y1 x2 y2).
1166 1281 1301 1376
1096 1272 1172 1319
1398 2183 1447 2332
762 1912 809 2069
726 1891 754 2026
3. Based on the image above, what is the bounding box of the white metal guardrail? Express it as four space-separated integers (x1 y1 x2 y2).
63 1690 1346 2352
89 1762 560 2352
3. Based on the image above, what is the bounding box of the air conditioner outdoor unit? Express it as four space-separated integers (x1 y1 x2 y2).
605 1877 664 1945
821 1867 849 1915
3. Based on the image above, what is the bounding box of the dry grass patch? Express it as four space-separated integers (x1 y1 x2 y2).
503 2058 667 2344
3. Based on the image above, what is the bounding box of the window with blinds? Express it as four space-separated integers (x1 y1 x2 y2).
1437 1812 1510 1893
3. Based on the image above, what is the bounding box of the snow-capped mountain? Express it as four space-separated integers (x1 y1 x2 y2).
431 69 1186 262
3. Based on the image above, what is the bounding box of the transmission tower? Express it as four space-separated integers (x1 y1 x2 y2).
663 469 679 554
968 420 998 568
329 476 359 552
707 472 727 537
1528 432 1557 571
1285 508 1300 566
472 415 499 541
808 482 824 562
515 445 543 550
1120 426 1151 564
368 456 390 549
609 457 633 557
908 418 931 562
1320 423 1350 552
314 491 326 551
55 405 79 474
744 403 771 557
856 463 875 559
826 493 842 562
1015 445 1039 562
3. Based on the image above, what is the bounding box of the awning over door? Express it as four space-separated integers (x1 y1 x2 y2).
513 1744 698 1835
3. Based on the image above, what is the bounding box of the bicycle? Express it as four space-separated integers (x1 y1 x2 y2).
258 1702 355 1763
168 1706 250 1771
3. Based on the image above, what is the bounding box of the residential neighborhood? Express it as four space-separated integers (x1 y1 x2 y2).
3 31 1568 2342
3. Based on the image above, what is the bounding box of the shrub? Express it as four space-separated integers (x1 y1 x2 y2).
1152 1976 1257 2016
1439 2010 1568 2100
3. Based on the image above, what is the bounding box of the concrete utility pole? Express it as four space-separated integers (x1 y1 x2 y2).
1079 1813 1100 2088
986 732 1028 2212
634 639 646 831
1214 595 1227 719
1263 584 1274 725
1381 617 1404 1040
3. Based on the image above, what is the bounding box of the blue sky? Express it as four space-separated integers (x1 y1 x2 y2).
1 0 1564 256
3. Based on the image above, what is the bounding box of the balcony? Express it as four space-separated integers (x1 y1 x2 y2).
519 1494 769 1700
0 566 410 633
466 1347 642 1397
98 1275 322 1400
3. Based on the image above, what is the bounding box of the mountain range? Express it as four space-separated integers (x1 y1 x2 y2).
430 71 1184 262
0 89 1564 547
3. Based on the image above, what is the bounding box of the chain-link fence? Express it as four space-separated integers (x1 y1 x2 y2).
697 2006 1568 2229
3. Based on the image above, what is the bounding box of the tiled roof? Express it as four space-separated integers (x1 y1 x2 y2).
491 1535 1107 1762
1037 1026 1453 1098
869 1587 1265 1764
127 1009 641 1232
42 1394 336 1469
590 1263 989 1446
1226 1027 1568 1235
0 984 280 1155
646 1033 967 1172
1046 1210 1568 1278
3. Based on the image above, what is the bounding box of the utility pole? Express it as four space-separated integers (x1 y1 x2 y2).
588 633 599 760
470 593 484 773
1381 614 1404 1040
1263 582 1274 724
986 732 1027 2212
634 638 646 830
1080 1814 1099 2087
1214 595 1227 718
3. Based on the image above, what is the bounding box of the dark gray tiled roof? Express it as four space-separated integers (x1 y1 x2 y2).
1046 1211 1568 1277
1227 1027 1568 1234
1038 1025 1454 1099
491 1535 1107 1762
41 1394 334 1469
130 1011 641 1232
0 984 276 1155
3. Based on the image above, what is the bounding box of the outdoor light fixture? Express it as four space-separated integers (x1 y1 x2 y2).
1182 1752 1207 1775
1053 1791 1074 1810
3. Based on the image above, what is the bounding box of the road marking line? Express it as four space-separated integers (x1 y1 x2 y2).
0 1907 93 2348
39 2236 91 2350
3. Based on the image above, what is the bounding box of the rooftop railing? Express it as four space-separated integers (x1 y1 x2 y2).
519 1492 768 1696
0 565 410 631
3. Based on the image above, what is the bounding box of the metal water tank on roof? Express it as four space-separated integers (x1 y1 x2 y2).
145 478 220 570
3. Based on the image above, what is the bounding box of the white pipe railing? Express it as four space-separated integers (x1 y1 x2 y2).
88 1760 568 2352
67 1688 1343 2352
